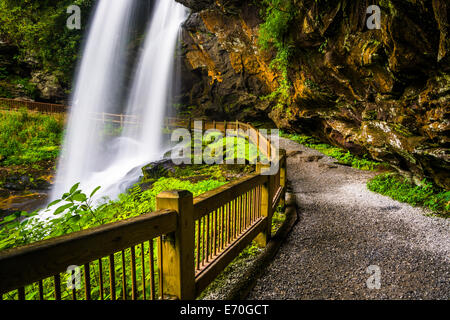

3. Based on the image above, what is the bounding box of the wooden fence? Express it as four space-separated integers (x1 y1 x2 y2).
0 120 286 300
164 118 277 159
0 98 276 158
0 98 68 114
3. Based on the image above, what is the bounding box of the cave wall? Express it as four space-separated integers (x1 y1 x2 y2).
175 0 450 189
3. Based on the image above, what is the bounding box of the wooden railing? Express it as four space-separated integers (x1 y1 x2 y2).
164 118 277 159
0 98 277 159
0 98 68 114
0 113 285 300
0 210 177 300
0 156 286 300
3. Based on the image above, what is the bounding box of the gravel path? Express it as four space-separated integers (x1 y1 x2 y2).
248 138 450 300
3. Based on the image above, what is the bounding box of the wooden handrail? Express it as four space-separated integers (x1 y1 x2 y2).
0 98 68 114
194 217 267 296
193 173 267 220
0 108 286 300
0 97 278 160
0 209 177 295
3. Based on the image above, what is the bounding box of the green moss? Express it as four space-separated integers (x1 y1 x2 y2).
391 123 414 137
367 173 449 217
281 131 383 171
257 0 297 111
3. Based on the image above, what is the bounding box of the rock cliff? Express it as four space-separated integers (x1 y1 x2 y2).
175 0 449 189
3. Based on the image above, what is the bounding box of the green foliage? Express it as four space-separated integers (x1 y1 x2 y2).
12 77 38 99
107 178 227 222
202 131 267 164
258 0 296 52
281 131 382 171
0 67 8 79
367 173 450 216
0 109 64 166
258 0 297 110
318 39 328 54
0 176 226 251
0 174 226 299
271 205 286 234
0 0 95 87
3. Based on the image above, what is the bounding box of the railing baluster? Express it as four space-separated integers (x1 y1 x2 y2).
220 205 225 250
72 269 77 300
247 191 251 228
196 220 201 270
241 193 245 232
141 243 146 300
214 209 218 256
99 258 104 300
243 192 247 230
201 216 205 266
130 246 137 300
227 202 231 244
109 254 116 301
54 275 61 300
207 213 211 262
249 189 253 224
18 287 25 301
121 250 127 300
237 196 241 235
149 240 155 300
252 188 257 222
233 198 238 239
258 185 262 218
38 280 44 300
84 263 91 300
158 236 164 299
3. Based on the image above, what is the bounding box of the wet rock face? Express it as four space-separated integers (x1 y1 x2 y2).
176 0 450 189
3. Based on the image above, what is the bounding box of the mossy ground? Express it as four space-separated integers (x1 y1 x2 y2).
367 173 449 218
281 130 449 218
280 131 383 171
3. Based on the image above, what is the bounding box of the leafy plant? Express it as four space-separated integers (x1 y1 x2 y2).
258 0 297 110
367 173 450 216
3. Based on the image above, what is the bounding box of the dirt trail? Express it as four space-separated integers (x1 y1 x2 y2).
248 138 450 300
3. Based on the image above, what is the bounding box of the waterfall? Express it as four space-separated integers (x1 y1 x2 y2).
51 0 187 204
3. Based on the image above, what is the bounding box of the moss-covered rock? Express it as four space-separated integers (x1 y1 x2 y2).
176 0 450 189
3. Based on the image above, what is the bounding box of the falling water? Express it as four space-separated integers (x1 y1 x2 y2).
51 0 187 204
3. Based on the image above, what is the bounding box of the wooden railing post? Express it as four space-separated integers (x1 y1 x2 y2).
156 190 195 300
255 164 273 247
279 149 287 208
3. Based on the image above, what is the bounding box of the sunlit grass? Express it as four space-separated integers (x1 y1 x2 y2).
368 173 450 217
0 109 64 166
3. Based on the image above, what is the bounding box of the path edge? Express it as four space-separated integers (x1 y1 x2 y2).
223 188 300 300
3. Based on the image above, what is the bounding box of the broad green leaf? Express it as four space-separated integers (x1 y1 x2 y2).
90 186 101 198
72 193 87 202
69 183 80 194
54 203 73 215
47 199 62 208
